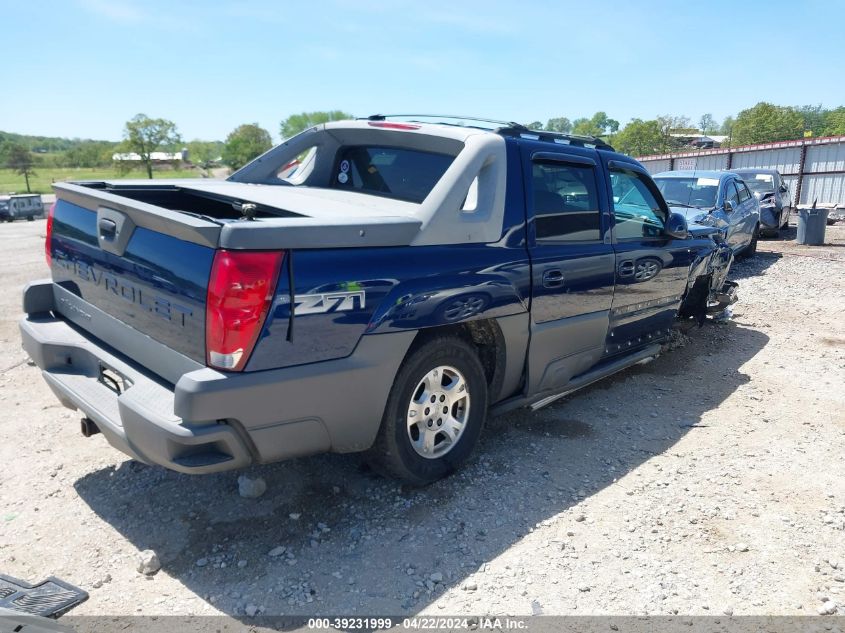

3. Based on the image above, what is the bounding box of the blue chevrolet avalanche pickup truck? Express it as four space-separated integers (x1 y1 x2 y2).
20 116 736 484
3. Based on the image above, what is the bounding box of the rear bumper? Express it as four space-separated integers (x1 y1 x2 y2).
20 281 414 474
21 314 250 474
759 206 781 229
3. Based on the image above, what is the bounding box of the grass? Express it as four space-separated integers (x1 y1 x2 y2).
0 167 202 194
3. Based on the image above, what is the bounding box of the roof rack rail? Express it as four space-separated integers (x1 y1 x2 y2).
498 127 615 151
364 113 525 129
362 114 615 151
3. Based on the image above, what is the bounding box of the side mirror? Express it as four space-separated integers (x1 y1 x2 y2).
780 184 788 193
664 212 688 240
724 200 734 213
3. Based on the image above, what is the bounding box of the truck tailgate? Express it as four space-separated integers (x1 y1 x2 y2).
50 196 215 366
47 178 425 375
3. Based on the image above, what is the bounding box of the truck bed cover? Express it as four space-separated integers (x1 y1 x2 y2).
54 180 423 249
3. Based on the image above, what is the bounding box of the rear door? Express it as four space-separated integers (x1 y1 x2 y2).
735 179 759 241
522 145 615 394
604 160 694 353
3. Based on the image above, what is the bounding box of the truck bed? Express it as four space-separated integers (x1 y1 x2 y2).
55 180 423 250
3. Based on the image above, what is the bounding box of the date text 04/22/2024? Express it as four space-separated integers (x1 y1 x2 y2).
306 617 528 630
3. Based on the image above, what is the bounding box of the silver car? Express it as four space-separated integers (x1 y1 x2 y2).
731 168 791 236
653 170 761 257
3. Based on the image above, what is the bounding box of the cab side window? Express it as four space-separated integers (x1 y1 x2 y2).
531 160 602 242
610 168 667 239
723 180 740 207
737 181 752 202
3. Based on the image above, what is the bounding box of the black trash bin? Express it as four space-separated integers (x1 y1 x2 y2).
796 204 830 245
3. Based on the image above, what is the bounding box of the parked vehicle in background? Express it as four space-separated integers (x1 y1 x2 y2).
653 170 761 257
0 194 44 222
21 117 737 485
828 204 845 224
731 168 791 236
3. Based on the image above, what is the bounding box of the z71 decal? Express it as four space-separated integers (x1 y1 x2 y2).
291 290 366 315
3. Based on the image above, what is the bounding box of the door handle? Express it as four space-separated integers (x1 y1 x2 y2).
618 260 635 277
542 269 564 288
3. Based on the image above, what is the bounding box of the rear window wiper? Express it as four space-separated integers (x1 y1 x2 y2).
666 200 697 208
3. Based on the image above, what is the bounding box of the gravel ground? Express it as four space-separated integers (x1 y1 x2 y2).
0 219 843 620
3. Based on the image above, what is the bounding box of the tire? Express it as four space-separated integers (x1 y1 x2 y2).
366 336 488 485
26 216 33 222
741 224 759 258
781 210 790 229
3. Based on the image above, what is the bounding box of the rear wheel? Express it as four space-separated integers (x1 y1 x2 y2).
366 336 487 485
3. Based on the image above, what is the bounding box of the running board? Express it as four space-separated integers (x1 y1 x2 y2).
504 344 661 413
529 344 662 412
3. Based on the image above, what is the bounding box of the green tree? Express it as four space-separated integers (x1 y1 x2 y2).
187 140 222 175
222 124 272 170
571 118 595 136
524 121 544 130
602 115 620 136
822 108 845 136
572 112 619 137
122 114 181 178
280 110 353 139
699 113 717 134
613 119 664 157
731 102 804 145
64 140 116 168
657 114 691 148
795 104 827 137
720 116 735 135
545 117 572 133
3 143 38 192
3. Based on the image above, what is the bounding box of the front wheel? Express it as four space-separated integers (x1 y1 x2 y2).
366 336 488 485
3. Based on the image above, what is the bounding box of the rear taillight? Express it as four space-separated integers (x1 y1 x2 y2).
45 202 55 266
206 249 284 371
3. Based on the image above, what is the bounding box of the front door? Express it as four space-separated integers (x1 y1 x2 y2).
734 178 759 244
605 161 695 354
523 146 616 395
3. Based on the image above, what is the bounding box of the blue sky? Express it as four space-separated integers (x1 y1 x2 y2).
3 0 844 142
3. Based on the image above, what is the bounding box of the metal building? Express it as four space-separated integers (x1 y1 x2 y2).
637 135 845 207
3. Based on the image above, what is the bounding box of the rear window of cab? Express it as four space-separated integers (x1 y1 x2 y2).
331 146 455 203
